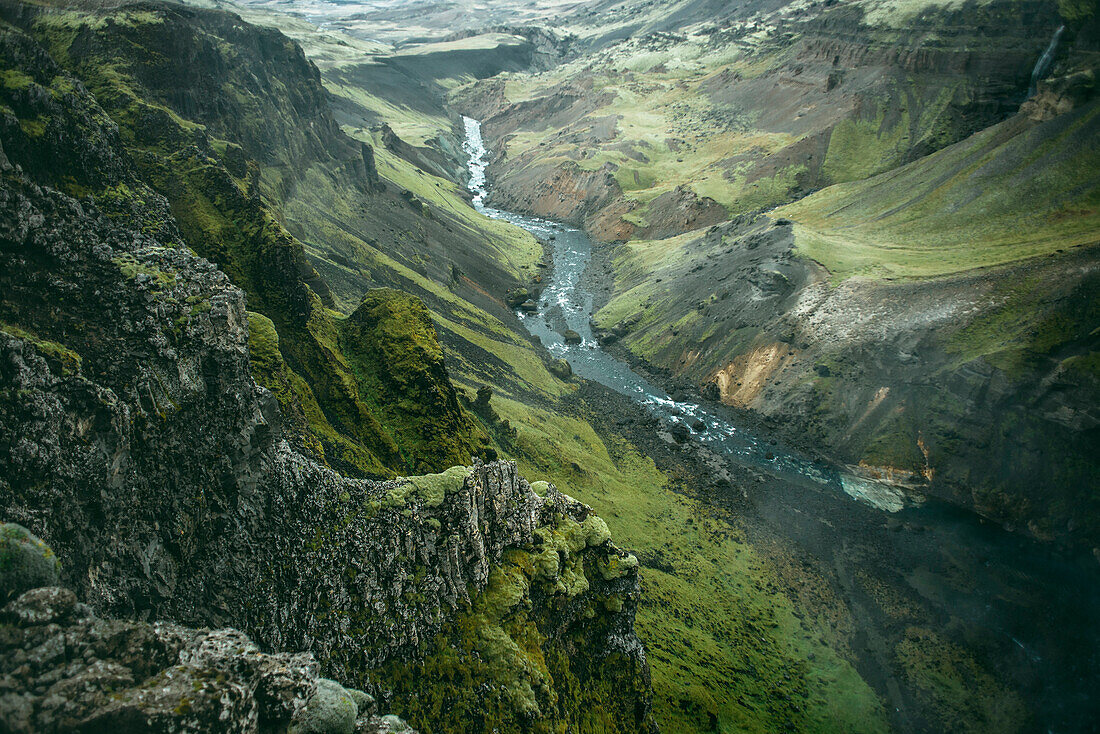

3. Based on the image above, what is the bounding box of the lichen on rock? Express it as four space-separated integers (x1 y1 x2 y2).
0 550 417 734
292 678 359 734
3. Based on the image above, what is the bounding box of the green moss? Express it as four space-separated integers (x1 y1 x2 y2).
388 465 469 509
373 498 649 734
1 69 33 90
113 254 177 289
1059 0 1098 21
490 397 888 734
1 523 61 601
339 289 486 474
247 311 394 476
783 99 1100 280
945 268 1100 379
292 678 358 734
0 322 82 376
896 627 1029 733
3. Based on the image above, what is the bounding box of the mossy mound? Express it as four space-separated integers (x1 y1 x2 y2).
0 523 61 601
339 289 487 474
389 465 470 509
292 678 359 734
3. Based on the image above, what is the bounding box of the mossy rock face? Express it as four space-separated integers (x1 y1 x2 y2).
291 678 358 734
346 688 375 717
0 523 61 601
339 289 486 473
390 465 469 509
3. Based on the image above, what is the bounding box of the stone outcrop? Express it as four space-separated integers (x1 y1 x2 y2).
0 147 652 731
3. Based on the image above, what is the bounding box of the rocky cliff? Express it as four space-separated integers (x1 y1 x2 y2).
0 7 654 732
0 0 506 479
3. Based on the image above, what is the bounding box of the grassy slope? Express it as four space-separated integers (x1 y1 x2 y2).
779 99 1100 280
489 396 887 734
464 0 1031 240
485 38 805 216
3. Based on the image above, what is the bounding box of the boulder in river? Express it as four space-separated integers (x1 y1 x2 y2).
670 424 690 443
563 329 582 344
690 418 706 432
506 287 530 308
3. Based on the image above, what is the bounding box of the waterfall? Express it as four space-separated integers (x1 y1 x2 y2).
1028 25 1065 99
461 116 490 211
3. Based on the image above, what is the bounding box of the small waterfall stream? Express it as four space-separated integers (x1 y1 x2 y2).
1028 25 1065 98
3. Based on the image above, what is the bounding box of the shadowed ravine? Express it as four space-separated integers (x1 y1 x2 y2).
463 115 1100 732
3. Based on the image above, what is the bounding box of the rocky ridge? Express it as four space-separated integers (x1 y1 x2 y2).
0 10 654 731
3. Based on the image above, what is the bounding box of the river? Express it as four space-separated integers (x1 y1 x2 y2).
461 115 1100 732
461 116 909 513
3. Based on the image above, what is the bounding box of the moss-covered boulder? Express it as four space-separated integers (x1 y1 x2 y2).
292 678 358 734
0 523 60 601
549 358 572 379
389 465 470 509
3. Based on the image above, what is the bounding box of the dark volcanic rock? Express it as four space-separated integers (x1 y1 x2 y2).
563 329 583 344
0 582 415 734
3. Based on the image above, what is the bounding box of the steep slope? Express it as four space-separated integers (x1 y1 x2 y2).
1 0 502 478
0 18 655 729
592 42 1100 545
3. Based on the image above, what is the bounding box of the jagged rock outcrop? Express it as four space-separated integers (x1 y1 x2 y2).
0 147 652 732
0 527 416 734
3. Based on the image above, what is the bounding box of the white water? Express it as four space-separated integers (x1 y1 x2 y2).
461 116 913 512
1028 25 1065 99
